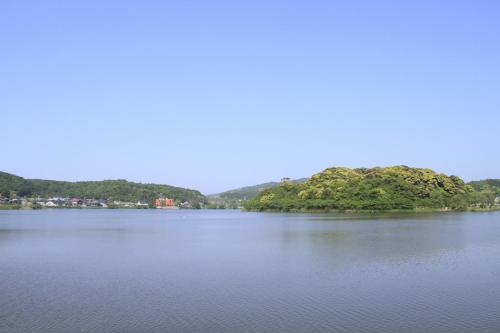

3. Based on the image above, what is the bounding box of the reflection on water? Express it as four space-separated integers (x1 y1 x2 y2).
280 214 473 264
1 209 500 333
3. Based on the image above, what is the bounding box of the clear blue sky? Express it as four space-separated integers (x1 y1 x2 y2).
1 1 499 194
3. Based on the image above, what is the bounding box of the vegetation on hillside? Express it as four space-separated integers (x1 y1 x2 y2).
468 179 500 196
208 178 308 208
0 172 206 205
245 166 497 212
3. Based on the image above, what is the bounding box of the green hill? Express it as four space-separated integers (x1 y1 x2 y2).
0 171 206 205
211 178 308 201
245 166 497 212
467 179 500 196
208 178 307 208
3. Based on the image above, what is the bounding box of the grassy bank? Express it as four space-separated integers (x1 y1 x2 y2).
0 204 22 210
244 206 500 214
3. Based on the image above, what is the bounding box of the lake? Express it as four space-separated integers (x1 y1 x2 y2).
1 209 500 333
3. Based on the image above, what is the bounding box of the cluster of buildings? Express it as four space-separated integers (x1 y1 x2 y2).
0 196 200 209
36 198 110 208
0 197 27 206
0 197 151 209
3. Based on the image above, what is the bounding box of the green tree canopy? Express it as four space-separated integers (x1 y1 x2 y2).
245 166 493 212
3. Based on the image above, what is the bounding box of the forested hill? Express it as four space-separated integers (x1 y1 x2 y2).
467 179 500 196
207 178 308 208
0 171 206 204
211 178 308 201
245 166 497 211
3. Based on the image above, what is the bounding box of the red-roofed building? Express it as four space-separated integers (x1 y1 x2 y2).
155 198 174 207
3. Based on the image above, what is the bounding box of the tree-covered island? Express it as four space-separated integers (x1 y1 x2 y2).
244 166 499 212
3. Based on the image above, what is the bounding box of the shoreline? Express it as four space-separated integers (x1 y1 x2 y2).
0 206 189 211
243 207 500 214
3 205 499 213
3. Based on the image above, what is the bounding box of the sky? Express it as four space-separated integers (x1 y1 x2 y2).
1 0 499 194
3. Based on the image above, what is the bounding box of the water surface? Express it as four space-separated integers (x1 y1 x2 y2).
1 209 500 332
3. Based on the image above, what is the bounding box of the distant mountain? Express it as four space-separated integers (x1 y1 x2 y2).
211 178 308 200
467 179 500 196
245 166 498 212
0 171 206 205
208 178 308 208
